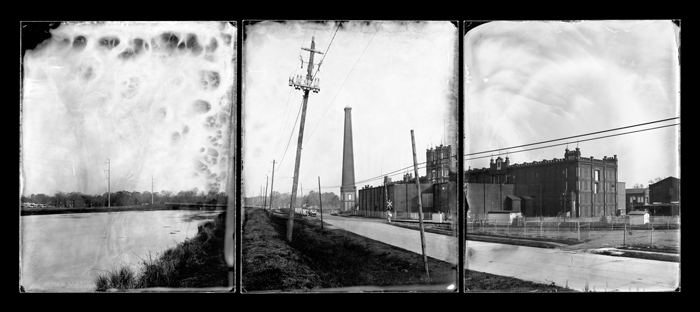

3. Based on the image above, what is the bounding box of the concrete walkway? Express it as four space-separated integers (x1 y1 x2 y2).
321 215 680 292
321 216 458 265
466 240 679 292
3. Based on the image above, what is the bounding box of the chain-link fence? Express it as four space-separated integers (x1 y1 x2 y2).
349 209 451 223
466 215 680 250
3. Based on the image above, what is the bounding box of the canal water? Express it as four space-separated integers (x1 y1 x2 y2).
20 210 222 292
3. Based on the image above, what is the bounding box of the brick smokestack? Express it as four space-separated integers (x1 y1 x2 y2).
340 106 356 211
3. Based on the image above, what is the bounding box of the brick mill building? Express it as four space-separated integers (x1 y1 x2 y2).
465 147 620 217
426 144 456 184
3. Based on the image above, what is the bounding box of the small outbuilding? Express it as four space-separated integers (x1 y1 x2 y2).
487 210 522 224
627 210 649 225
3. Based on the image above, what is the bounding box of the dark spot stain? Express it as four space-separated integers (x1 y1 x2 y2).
221 33 231 45
206 38 218 53
161 32 179 50
186 33 203 56
200 147 205 153
82 66 94 81
133 38 144 54
193 99 211 114
171 132 181 145
199 70 220 90
98 36 120 49
207 148 219 157
158 107 167 119
178 41 186 50
72 35 87 49
118 48 135 60
182 125 189 134
195 160 207 172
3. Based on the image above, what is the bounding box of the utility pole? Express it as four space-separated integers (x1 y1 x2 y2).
105 158 110 208
269 160 276 213
264 175 269 210
151 175 154 205
286 36 323 242
318 176 323 229
411 130 430 280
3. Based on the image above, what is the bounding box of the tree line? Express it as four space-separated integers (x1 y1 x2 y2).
245 190 340 209
21 188 228 208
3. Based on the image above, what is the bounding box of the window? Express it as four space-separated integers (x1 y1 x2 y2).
348 194 352 200
496 158 502 170
669 188 673 196
594 170 600 182
594 183 598 194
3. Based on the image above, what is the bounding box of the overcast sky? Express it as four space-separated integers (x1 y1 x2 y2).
464 20 680 187
21 21 236 196
243 21 458 199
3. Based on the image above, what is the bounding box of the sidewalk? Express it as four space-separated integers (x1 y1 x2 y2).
323 216 679 292
466 240 680 292
322 217 458 264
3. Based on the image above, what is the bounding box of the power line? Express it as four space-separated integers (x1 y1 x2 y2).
464 122 679 162
303 21 384 149
312 22 341 81
272 88 296 158
461 117 679 158
319 119 679 191
276 96 304 172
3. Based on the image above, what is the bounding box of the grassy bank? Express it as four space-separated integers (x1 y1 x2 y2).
465 270 574 292
94 212 229 291
243 208 576 292
242 208 456 291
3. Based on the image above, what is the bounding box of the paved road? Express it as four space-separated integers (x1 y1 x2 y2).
321 215 458 265
319 214 679 292
466 240 680 292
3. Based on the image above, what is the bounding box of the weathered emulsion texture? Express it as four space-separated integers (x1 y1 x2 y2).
21 22 236 196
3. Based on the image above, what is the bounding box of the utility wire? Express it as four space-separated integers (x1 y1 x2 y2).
276 96 304 171
272 88 296 158
312 22 341 81
320 120 680 190
303 21 384 149
464 122 679 162
460 117 679 159
274 25 313 157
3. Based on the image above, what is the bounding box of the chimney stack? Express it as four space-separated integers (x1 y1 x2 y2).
340 106 356 211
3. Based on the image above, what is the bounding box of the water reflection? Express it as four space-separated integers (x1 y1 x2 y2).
20 210 220 292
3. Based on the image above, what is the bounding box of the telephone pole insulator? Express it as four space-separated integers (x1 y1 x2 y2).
287 35 323 242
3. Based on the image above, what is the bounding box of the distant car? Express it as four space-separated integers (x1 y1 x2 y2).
309 210 317 217
330 211 338 216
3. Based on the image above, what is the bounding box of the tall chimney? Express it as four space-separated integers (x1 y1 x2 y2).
341 106 356 211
